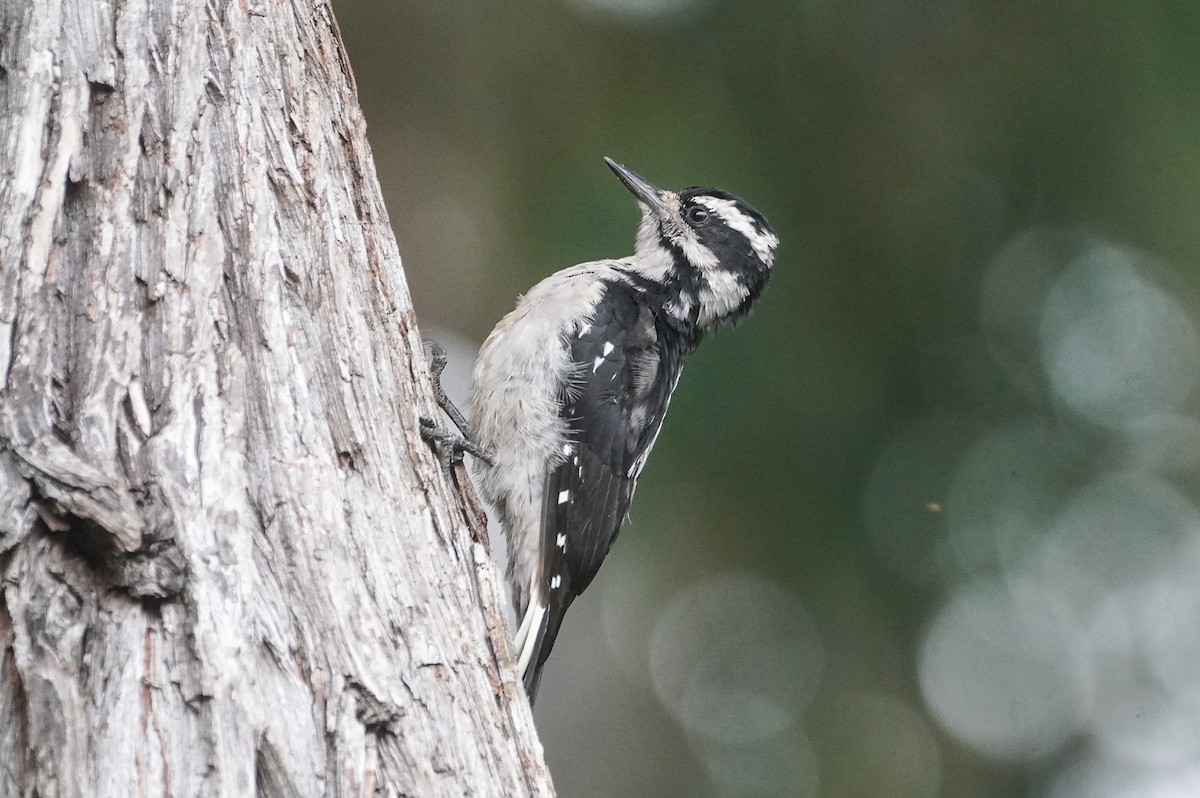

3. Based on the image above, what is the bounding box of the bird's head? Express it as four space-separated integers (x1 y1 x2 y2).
606 157 777 331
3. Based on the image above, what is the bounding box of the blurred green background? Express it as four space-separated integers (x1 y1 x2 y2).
339 2 1200 796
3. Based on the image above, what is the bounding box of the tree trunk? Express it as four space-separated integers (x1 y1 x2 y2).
0 1 551 795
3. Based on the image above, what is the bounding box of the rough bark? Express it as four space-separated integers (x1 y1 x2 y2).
0 0 551 795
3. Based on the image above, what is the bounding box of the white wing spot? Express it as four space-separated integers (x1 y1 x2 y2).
556 533 566 549
577 322 592 336
602 341 615 356
562 443 573 455
558 490 570 504
573 455 579 465
592 356 604 373
550 575 562 589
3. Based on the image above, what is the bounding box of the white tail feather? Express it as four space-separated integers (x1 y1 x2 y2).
513 573 545 677
514 601 546 676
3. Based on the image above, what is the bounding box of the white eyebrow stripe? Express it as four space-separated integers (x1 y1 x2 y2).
696 196 778 264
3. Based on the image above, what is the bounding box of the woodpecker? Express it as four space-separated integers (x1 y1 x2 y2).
465 158 777 702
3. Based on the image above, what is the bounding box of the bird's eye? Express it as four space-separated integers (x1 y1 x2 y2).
686 206 710 226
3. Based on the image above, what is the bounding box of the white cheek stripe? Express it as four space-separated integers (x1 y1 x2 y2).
697 196 778 264
676 230 719 272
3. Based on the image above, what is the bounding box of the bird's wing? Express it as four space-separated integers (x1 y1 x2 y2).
520 280 684 699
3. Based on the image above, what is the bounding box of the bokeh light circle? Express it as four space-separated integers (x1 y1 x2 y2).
1039 244 1200 427
650 571 823 744
919 577 1092 760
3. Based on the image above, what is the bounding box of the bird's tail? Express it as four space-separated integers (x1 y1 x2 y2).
513 595 549 703
512 582 574 706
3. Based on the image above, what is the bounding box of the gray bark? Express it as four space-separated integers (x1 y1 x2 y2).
0 1 551 795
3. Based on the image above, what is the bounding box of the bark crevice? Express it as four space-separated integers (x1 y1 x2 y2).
0 0 551 793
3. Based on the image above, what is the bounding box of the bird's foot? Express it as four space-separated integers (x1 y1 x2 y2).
426 340 471 435
419 416 493 476
420 340 493 476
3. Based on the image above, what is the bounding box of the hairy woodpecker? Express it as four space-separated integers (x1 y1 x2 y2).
468 158 777 702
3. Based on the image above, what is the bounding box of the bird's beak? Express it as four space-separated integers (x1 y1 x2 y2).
605 157 670 218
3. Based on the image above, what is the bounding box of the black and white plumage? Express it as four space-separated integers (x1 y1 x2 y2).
469 158 777 702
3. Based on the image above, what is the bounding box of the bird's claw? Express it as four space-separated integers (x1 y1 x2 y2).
420 416 493 477
420 340 494 477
